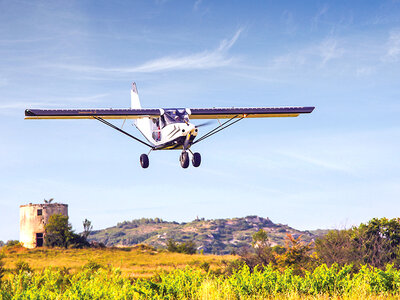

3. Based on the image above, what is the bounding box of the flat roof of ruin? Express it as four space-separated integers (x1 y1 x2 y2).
20 203 68 208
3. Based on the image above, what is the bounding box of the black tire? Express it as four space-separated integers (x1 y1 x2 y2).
140 154 149 168
180 151 189 169
192 152 201 167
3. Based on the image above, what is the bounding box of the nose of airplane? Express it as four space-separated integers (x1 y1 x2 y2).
181 123 197 136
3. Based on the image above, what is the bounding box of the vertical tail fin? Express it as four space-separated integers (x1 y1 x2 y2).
131 82 153 144
131 82 141 109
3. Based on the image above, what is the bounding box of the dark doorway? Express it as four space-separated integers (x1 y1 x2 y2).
36 233 44 247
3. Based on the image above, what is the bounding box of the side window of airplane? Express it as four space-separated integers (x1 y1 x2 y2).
151 118 159 130
151 118 162 141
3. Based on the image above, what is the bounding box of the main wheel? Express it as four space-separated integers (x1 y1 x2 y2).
180 151 189 169
140 154 149 168
192 152 201 167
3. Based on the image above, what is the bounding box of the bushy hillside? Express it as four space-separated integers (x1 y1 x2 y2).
88 216 326 254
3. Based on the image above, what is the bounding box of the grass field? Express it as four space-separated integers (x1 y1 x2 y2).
2 258 400 299
1 244 235 277
3 246 400 299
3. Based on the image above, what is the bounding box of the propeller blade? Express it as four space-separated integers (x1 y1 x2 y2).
195 121 214 128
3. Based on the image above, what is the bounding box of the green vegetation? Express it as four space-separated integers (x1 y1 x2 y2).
44 214 73 248
2 217 400 298
0 253 5 283
239 230 314 276
5 240 19 247
1 264 400 299
238 218 400 276
82 218 93 240
14 260 32 273
166 239 197 254
315 217 400 269
45 214 90 248
89 216 318 254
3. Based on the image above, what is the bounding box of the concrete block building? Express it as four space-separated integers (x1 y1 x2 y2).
20 203 68 248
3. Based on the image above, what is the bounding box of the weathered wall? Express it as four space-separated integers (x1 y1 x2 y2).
20 203 68 249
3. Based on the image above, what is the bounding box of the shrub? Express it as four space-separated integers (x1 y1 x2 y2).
166 239 197 254
83 261 104 272
6 240 20 247
316 218 400 269
45 214 89 248
0 253 5 283
15 260 32 273
199 262 210 272
45 214 73 248
278 234 314 275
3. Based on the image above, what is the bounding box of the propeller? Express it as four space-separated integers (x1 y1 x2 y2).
183 121 214 150
195 121 214 128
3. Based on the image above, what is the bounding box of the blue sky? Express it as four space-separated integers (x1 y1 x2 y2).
1 0 400 241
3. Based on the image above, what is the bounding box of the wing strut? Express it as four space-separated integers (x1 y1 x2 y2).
193 115 244 145
94 117 154 149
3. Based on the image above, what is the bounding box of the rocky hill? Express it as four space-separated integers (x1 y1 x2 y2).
88 216 328 254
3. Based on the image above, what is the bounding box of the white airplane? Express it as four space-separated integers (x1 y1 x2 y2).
25 83 314 168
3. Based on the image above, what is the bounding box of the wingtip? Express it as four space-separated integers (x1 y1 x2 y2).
25 109 34 116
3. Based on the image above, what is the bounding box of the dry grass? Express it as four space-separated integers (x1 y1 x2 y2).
1 244 235 277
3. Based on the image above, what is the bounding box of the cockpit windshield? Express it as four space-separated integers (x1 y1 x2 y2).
159 109 189 128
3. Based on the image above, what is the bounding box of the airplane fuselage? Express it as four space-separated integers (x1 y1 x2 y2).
151 121 198 150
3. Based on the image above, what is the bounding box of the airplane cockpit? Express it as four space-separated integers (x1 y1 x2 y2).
161 109 189 127
151 109 190 141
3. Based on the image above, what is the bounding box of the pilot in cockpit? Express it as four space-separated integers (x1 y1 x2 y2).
152 118 161 141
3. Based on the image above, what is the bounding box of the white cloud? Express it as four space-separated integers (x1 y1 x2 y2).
50 29 243 74
277 151 353 173
319 38 344 65
270 52 306 69
281 10 297 35
312 4 329 29
269 37 344 69
356 66 374 76
193 0 202 11
217 28 242 52
383 29 400 62
0 94 109 114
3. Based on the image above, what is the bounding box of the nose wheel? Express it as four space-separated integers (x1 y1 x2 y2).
140 153 149 168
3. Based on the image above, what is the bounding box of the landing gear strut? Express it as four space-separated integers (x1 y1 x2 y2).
140 153 149 168
180 151 189 169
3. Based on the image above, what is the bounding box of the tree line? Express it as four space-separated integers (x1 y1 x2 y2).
2 215 400 274
237 217 400 275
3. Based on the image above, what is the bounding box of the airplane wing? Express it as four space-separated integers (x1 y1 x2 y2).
25 106 314 119
188 106 315 119
24 108 161 119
